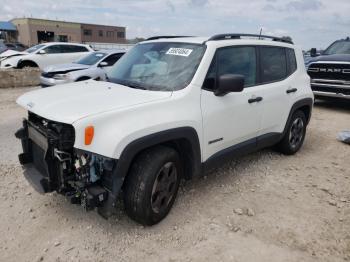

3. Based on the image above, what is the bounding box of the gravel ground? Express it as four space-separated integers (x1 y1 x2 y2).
0 87 349 262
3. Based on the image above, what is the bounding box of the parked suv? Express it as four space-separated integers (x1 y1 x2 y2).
306 37 350 100
15 34 313 225
0 42 93 69
0 40 6 54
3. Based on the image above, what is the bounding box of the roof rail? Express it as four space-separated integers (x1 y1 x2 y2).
146 36 192 41
207 34 294 44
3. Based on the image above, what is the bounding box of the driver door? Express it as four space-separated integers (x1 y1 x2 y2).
201 46 264 161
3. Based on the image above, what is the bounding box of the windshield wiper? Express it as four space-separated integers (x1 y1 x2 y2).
111 78 146 90
124 82 147 90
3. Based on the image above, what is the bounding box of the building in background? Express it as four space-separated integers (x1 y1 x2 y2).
0 21 17 42
11 18 126 46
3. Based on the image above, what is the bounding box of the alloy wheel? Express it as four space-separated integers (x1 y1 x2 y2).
151 162 178 214
289 117 304 148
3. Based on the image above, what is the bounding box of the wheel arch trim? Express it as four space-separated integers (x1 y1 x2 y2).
283 97 313 136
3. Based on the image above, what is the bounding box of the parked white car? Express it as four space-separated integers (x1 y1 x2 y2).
16 34 314 225
0 42 93 69
40 49 125 87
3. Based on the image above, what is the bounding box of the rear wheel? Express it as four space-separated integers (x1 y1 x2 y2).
17 61 38 69
276 110 306 155
76 76 91 82
123 146 182 225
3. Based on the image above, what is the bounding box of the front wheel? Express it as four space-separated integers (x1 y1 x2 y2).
276 110 307 155
123 146 182 225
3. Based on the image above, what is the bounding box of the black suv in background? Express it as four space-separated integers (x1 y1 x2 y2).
306 37 350 100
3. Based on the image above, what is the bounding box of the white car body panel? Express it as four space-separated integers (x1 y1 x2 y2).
16 37 314 162
16 80 172 124
40 50 125 86
0 42 93 69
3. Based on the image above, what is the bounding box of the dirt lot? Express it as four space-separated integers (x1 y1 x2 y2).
0 87 349 262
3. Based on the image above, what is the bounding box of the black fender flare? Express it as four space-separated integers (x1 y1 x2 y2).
117 126 201 178
282 97 314 136
98 127 202 217
17 60 39 68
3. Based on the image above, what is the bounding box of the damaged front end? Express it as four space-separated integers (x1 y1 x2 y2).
15 112 119 217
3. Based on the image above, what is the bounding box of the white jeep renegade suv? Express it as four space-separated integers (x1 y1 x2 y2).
15 34 314 225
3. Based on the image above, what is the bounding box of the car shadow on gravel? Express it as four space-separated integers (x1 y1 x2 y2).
48 148 279 229
314 98 350 112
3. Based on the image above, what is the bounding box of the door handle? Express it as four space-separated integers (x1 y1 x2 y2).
248 96 263 104
286 88 298 94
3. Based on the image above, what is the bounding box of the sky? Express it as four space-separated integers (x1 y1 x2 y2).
0 0 349 50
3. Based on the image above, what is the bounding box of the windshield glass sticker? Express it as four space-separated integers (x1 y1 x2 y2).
166 48 193 57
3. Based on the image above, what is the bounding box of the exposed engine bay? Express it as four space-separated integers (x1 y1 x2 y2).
15 112 116 214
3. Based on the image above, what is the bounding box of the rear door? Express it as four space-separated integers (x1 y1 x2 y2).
201 46 264 161
64 45 91 62
258 46 298 136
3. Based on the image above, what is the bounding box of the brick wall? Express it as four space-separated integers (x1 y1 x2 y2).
0 68 40 88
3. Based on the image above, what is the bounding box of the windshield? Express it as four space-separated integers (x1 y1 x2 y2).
324 41 350 55
25 44 45 53
108 42 206 91
76 52 107 65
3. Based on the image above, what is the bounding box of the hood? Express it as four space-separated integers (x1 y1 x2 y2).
43 63 90 73
17 80 172 124
0 49 28 59
307 54 350 64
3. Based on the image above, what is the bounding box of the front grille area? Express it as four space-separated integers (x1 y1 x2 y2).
41 72 55 78
311 84 350 95
308 63 350 81
28 112 75 150
32 142 48 176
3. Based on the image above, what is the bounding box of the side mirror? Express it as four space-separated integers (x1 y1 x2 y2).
214 74 245 96
99 61 108 67
38 50 46 55
310 48 317 57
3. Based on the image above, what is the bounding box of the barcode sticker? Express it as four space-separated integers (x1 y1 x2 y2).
166 48 193 57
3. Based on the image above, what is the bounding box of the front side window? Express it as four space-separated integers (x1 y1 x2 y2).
108 42 206 91
26 44 45 53
76 52 107 65
101 53 124 66
44 45 63 54
203 46 257 90
260 47 287 83
67 45 88 53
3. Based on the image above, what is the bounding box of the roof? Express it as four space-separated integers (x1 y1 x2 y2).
98 49 127 54
0 21 16 31
38 42 90 46
145 37 208 44
144 36 295 48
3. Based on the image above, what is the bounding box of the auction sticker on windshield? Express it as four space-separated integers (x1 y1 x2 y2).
166 48 193 57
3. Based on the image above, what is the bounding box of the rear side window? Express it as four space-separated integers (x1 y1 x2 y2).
286 48 297 75
69 45 89 52
260 47 287 83
62 45 89 53
203 46 257 90
44 45 62 54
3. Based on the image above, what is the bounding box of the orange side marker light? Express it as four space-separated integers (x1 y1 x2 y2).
85 126 94 145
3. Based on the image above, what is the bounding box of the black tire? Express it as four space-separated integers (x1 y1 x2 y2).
123 146 182 226
76 77 91 82
17 61 38 69
276 110 307 155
